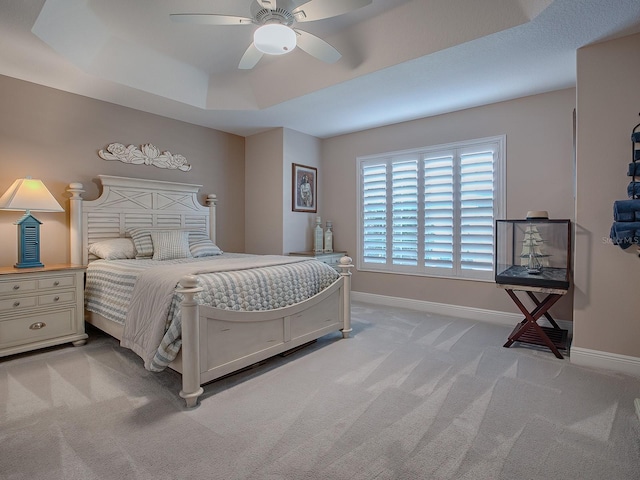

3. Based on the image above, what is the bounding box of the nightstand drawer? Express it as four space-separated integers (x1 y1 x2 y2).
0 279 37 294
38 275 75 290
39 291 75 306
316 253 344 266
288 251 348 271
0 295 37 312
0 309 75 347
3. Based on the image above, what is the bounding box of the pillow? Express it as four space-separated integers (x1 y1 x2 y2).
88 238 136 260
127 227 155 258
151 230 193 261
189 230 223 257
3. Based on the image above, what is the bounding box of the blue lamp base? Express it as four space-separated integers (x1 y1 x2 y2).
15 213 44 269
15 259 44 269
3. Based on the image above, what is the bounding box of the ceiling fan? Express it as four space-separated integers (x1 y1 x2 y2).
170 0 372 69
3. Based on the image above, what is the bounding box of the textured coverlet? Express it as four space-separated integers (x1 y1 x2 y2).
85 254 339 371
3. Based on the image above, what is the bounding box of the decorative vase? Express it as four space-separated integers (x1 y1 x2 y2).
314 216 323 253
324 221 333 253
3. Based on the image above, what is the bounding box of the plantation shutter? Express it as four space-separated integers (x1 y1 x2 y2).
362 162 387 264
460 149 496 273
392 159 418 266
424 154 454 271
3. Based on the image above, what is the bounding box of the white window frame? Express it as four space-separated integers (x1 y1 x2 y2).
357 135 506 281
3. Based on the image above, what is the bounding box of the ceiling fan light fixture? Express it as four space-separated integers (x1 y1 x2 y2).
253 24 296 55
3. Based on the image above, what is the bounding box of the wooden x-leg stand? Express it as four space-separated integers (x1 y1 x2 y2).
499 284 568 359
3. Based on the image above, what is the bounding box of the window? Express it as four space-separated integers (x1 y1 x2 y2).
358 136 505 281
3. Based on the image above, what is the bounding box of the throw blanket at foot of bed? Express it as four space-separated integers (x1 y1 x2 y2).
120 255 335 371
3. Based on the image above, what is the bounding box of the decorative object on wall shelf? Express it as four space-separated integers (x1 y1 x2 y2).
98 143 192 171
630 117 640 199
0 177 65 268
292 163 317 212
609 115 640 249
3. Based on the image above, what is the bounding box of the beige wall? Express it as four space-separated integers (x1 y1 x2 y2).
283 128 322 254
322 89 577 318
245 127 322 255
245 128 284 254
573 32 640 358
0 75 245 266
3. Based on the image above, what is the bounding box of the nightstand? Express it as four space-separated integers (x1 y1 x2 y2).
0 264 88 357
289 251 348 270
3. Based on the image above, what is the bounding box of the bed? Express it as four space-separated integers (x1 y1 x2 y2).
68 175 352 407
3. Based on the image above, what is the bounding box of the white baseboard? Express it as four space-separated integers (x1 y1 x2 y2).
570 347 640 377
351 291 573 333
351 291 640 377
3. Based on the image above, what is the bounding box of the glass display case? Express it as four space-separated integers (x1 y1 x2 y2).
495 219 572 289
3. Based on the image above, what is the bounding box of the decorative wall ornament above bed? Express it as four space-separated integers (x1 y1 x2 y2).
98 143 192 171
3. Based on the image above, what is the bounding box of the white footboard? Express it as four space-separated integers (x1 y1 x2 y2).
177 257 353 408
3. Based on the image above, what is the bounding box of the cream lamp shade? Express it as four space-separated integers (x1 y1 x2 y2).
0 177 64 213
0 177 64 268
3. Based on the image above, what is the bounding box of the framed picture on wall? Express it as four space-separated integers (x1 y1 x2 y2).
292 163 317 212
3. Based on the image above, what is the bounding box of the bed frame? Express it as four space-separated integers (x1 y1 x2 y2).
68 175 352 407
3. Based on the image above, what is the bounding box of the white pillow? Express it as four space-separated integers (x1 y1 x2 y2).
88 238 136 260
189 230 223 257
151 230 193 261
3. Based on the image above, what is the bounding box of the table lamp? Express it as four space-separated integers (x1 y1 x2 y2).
0 177 64 268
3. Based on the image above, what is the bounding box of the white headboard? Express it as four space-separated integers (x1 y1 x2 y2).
68 175 217 265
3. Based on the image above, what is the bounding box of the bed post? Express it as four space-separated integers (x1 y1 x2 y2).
176 275 204 408
337 256 354 338
68 182 85 265
206 194 217 245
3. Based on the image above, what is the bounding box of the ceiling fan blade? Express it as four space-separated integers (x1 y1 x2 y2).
295 29 341 64
170 14 253 26
292 0 372 22
238 43 264 69
256 0 277 9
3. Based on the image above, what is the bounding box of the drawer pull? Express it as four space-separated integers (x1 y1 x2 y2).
13 285 20 290
13 301 20 307
53 296 60 302
29 322 47 330
53 281 60 286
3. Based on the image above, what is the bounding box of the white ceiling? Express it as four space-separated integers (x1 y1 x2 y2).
2 0 640 138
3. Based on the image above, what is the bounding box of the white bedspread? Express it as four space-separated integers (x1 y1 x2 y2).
120 255 310 370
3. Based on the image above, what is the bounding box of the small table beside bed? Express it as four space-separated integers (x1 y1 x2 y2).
69 175 353 407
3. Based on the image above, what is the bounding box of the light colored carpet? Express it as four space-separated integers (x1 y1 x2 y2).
1 301 639 480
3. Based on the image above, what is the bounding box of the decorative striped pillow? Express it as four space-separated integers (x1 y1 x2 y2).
189 230 223 257
126 228 155 258
151 230 192 261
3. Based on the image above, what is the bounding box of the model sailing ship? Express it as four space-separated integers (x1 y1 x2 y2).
520 224 549 274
